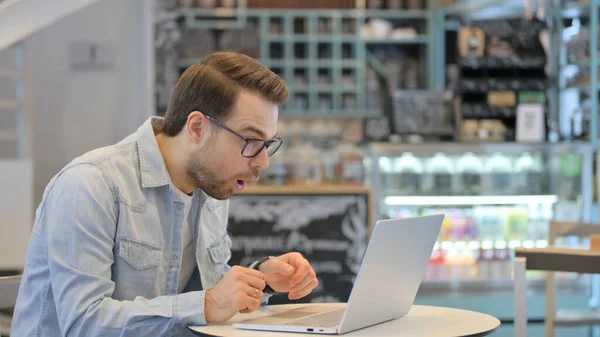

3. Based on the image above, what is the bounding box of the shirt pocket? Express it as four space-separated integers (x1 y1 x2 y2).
207 234 232 265
118 238 162 269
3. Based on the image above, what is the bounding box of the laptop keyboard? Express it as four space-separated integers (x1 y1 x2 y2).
283 309 345 328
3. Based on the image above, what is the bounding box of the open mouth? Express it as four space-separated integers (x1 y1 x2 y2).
235 180 246 191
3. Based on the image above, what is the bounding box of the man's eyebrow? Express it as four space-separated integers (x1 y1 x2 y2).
240 125 268 139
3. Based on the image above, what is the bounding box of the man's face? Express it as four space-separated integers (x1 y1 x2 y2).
186 90 279 200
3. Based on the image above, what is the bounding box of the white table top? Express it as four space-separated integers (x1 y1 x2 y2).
190 303 500 337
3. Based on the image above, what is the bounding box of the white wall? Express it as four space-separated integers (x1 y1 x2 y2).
0 0 101 51
27 0 153 206
0 159 32 270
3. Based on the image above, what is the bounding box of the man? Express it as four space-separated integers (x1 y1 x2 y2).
11 52 318 336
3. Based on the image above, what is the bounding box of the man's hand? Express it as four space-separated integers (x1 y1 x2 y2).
259 253 318 300
205 266 267 323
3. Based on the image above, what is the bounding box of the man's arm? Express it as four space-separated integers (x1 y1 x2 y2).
44 164 207 336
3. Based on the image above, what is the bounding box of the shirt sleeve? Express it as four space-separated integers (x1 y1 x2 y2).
44 164 208 337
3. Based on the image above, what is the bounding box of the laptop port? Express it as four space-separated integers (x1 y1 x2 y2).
307 328 313 332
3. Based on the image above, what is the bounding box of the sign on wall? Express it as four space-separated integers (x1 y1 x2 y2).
227 192 371 304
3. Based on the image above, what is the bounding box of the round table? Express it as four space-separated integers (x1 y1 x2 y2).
190 303 500 337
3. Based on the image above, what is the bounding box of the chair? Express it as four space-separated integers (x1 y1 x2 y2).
0 274 21 336
514 221 600 337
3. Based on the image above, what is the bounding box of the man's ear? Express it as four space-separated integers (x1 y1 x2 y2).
187 111 205 144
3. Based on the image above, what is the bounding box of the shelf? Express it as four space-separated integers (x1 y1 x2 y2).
181 57 366 70
173 8 431 118
371 141 594 156
434 240 548 251
364 36 428 44
178 7 245 18
314 85 334 92
263 60 359 68
177 8 432 19
292 86 309 93
264 35 358 43
392 126 455 136
459 57 546 69
384 195 558 206
459 80 547 93
239 184 371 195
418 276 590 296
561 1 592 19
280 109 380 117
462 105 515 119
363 9 429 19
443 0 508 15
313 60 359 67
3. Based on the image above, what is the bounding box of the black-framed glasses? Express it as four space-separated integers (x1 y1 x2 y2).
204 114 283 158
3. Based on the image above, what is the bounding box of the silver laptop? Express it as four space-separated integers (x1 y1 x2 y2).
233 214 444 335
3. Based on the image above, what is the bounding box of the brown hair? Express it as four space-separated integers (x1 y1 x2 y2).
161 52 289 136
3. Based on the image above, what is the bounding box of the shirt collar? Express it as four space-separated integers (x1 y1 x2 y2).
137 116 172 188
136 116 223 211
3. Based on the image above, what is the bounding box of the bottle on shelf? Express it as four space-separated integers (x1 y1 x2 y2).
439 212 453 242
514 152 545 195
379 156 395 192
477 240 495 279
474 206 491 242
424 153 455 195
321 148 341 184
504 206 529 242
464 241 480 280
425 242 445 282
393 152 423 195
289 142 322 185
336 143 365 185
444 244 461 281
455 241 478 280
491 240 509 279
261 155 287 186
448 209 465 241
484 152 514 195
463 208 478 240
456 152 484 196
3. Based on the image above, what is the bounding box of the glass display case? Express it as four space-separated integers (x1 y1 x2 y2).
366 142 595 288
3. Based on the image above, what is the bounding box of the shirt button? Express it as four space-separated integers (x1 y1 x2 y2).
172 254 177 261
176 205 182 211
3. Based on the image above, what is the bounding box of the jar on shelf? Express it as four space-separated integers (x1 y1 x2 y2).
483 152 514 195
514 152 545 195
336 143 364 185
261 155 287 186
456 152 484 195
393 152 423 195
379 156 396 192
289 143 322 185
321 149 341 184
423 153 455 195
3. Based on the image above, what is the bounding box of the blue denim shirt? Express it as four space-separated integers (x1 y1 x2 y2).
12 117 235 336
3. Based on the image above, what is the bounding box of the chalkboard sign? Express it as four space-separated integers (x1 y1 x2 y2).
227 186 372 305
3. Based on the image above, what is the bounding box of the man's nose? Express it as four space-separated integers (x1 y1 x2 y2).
249 147 269 170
